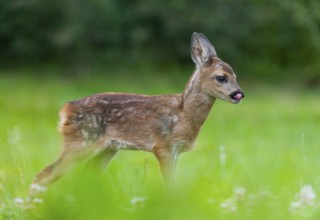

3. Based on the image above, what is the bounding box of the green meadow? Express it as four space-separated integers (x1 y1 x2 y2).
0 66 319 220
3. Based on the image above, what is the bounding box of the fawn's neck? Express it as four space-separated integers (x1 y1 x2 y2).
181 71 216 129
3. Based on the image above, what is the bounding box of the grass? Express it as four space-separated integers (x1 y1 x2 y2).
0 65 319 220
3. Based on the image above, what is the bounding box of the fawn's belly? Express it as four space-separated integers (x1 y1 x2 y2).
103 139 153 152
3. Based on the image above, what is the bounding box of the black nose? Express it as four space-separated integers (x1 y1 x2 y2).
241 91 245 99
230 90 245 100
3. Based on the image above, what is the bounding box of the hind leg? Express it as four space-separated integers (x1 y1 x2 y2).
29 146 92 197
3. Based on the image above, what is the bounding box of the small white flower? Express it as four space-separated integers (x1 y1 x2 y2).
130 196 148 206
14 198 25 204
300 185 316 205
30 183 47 193
289 201 303 212
220 199 237 213
220 186 247 213
247 194 256 207
0 202 5 211
33 198 43 204
289 185 317 213
234 186 246 201
219 145 226 167
8 126 22 145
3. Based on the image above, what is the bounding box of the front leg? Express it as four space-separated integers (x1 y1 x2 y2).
153 142 184 184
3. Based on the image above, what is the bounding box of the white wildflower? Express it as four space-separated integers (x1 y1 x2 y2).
130 196 148 206
14 198 25 204
219 145 226 167
33 198 43 204
289 185 316 213
220 186 246 213
8 126 22 145
220 199 237 213
290 201 303 212
234 186 246 201
247 193 257 206
30 183 47 193
299 185 316 205
0 202 5 211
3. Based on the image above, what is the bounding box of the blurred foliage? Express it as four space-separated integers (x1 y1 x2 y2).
0 0 320 81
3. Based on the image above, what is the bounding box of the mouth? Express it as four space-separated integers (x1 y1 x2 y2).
229 91 245 104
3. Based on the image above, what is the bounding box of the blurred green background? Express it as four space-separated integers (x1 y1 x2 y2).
1 1 320 220
1 0 320 83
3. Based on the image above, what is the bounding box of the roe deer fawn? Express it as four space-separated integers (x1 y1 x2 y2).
29 32 244 196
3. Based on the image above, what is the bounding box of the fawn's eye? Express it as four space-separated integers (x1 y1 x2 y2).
215 75 228 83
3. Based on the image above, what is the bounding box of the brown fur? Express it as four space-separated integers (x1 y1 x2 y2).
29 33 244 196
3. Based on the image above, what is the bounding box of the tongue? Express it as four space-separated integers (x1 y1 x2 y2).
234 93 243 100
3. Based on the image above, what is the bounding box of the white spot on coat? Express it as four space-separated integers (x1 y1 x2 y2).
215 63 223 70
81 129 89 139
100 100 109 105
91 115 98 128
106 139 138 150
169 115 179 124
170 97 179 106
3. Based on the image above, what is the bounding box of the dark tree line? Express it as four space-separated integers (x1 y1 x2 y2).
1 0 319 79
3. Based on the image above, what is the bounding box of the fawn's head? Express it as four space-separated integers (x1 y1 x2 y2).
191 32 244 104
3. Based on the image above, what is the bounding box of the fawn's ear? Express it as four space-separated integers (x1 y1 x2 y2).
190 32 217 67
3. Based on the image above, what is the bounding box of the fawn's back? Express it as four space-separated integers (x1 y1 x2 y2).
59 93 187 152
